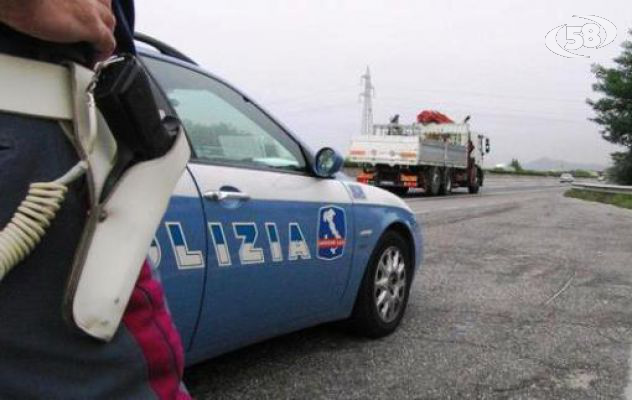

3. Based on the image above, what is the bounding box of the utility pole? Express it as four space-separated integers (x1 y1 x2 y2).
360 67 374 136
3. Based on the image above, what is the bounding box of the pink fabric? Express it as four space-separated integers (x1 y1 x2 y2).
123 261 190 400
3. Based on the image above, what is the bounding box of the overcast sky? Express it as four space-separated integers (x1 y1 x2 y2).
136 0 632 167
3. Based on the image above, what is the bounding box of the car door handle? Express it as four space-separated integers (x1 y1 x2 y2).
204 190 251 202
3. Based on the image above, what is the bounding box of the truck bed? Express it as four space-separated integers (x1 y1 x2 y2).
349 135 468 169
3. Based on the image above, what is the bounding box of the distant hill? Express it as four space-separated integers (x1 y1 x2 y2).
523 157 607 172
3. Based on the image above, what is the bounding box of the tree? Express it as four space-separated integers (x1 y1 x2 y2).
588 29 632 185
509 158 523 172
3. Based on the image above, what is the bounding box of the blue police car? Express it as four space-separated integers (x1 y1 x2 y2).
136 34 423 365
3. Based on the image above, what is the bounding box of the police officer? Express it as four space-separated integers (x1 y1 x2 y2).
0 1 189 398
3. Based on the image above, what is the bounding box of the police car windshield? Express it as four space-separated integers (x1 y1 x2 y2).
142 56 306 172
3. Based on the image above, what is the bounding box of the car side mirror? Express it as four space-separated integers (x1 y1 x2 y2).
485 138 491 154
313 147 343 178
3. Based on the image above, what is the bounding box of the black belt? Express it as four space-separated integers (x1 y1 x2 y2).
0 24 92 66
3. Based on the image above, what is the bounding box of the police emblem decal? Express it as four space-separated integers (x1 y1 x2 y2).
317 206 347 260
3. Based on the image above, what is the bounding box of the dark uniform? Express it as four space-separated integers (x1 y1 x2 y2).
0 2 189 399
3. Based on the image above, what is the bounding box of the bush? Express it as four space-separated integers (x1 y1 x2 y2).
569 169 594 178
509 159 524 172
487 168 558 177
607 152 632 185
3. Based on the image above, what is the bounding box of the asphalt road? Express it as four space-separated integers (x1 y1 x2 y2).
186 177 632 399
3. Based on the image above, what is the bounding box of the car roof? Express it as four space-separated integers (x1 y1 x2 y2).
134 32 197 65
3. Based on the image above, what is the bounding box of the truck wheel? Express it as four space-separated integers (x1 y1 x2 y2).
426 167 441 196
468 167 481 194
439 168 452 196
348 231 412 338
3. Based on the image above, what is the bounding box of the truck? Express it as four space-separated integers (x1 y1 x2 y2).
348 111 490 196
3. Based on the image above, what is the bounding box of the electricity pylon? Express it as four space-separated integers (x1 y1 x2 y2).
360 67 375 136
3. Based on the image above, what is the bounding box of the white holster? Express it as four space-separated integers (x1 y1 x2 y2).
0 54 190 341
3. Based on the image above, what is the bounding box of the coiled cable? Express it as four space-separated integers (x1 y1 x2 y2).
0 56 120 282
0 161 88 282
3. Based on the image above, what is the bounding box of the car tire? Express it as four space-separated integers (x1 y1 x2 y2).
348 231 412 338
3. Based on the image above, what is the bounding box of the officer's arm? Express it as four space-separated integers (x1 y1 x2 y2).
0 0 116 61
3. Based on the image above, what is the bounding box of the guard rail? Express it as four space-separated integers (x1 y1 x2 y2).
571 182 632 195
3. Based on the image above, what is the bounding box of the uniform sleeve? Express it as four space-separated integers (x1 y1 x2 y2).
113 0 136 55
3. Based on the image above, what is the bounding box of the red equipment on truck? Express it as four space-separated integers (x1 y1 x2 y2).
416 110 454 125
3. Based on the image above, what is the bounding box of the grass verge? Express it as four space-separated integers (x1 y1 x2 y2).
565 189 632 210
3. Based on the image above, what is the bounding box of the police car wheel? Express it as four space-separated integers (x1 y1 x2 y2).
349 231 411 338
